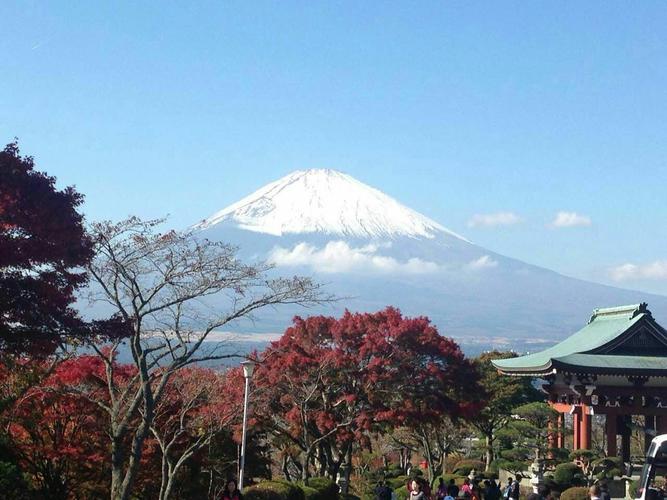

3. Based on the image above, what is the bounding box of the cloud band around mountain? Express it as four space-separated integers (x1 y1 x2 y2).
268 241 440 274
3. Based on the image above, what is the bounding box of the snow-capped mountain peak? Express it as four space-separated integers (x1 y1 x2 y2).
195 169 467 241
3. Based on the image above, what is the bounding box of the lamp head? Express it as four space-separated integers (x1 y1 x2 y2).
241 359 257 378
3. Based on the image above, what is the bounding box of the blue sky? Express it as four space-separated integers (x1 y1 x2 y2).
2 1 667 294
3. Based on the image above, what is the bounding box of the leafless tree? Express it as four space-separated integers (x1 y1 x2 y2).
85 217 329 500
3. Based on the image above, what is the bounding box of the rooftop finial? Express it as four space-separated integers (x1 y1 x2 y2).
588 303 649 323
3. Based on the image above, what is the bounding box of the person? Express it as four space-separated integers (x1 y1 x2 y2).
598 482 610 500
223 479 243 500
410 480 425 500
588 484 601 500
461 478 473 498
510 478 520 500
447 478 459 498
376 480 393 500
470 481 482 500
436 478 447 500
484 480 501 500
503 477 518 500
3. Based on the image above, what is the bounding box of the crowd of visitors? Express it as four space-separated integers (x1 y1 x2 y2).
374 475 613 500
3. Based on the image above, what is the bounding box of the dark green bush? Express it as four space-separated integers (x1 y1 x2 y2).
388 476 410 490
395 488 409 500
434 474 466 486
302 486 320 500
452 460 484 476
305 477 339 500
628 480 638 498
385 465 404 479
0 461 30 499
554 462 584 487
594 456 623 480
560 486 589 500
245 481 306 500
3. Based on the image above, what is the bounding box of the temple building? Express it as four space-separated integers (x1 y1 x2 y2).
493 303 667 462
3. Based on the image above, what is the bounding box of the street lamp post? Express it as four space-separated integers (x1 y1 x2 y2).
239 359 256 491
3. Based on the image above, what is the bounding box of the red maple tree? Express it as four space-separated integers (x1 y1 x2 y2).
0 141 93 354
250 307 482 481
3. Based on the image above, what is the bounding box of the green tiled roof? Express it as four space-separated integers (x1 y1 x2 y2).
551 354 667 374
491 303 664 375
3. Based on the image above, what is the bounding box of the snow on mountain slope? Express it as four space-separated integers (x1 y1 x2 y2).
192 168 667 343
194 169 468 241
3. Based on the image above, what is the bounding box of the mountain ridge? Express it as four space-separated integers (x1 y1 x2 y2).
193 169 667 343
194 169 467 241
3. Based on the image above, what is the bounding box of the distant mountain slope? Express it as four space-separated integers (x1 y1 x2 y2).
193 169 667 344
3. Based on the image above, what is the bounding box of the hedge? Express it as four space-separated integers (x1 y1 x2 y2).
560 486 589 500
554 462 583 487
388 476 410 490
304 477 339 500
385 465 405 479
302 486 320 500
245 481 306 500
395 487 409 500
628 480 638 499
452 460 485 476
434 474 466 486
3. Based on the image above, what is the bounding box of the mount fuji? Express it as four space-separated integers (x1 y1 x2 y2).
194 169 667 349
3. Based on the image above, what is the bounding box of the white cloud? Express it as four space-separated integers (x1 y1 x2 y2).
268 241 440 274
609 260 667 282
550 211 592 228
467 212 521 228
468 255 499 270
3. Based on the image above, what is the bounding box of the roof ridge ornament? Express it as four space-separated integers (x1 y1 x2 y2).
588 303 649 324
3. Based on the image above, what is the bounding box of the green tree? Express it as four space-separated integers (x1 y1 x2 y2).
496 402 558 476
470 351 542 470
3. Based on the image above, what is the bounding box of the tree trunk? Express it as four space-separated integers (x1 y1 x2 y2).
111 435 125 500
341 445 353 495
485 434 494 471
282 455 292 481
422 432 435 484
301 450 311 481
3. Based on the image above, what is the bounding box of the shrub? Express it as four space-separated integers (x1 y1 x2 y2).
560 486 589 500
628 480 638 499
388 476 410 490
434 474 466 486
305 477 339 500
0 461 30 499
554 462 584 488
245 481 306 500
395 488 409 500
302 486 320 500
385 465 404 479
452 460 485 476
594 457 623 480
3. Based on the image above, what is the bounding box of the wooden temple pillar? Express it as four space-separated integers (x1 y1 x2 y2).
547 418 556 457
557 413 564 448
657 415 667 435
580 404 592 450
606 414 617 457
646 415 656 452
619 416 632 463
573 407 581 449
